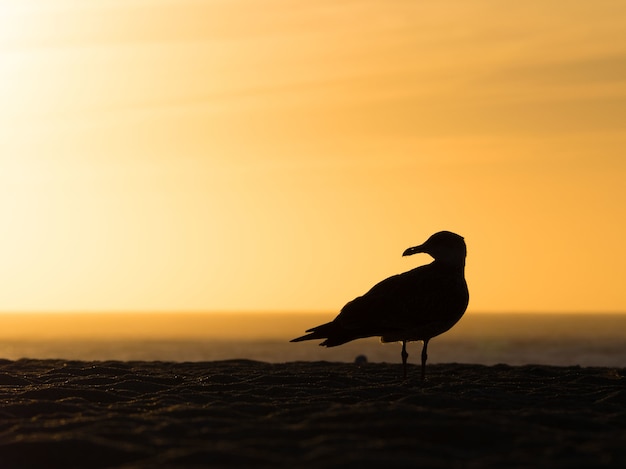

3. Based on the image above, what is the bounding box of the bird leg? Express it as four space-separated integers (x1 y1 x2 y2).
421 339 430 380
401 340 408 379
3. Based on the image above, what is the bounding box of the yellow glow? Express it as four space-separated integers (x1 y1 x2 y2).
1 1 626 315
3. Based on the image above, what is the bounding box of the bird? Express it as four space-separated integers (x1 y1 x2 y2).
291 231 469 380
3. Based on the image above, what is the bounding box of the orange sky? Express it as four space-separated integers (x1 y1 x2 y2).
1 0 625 314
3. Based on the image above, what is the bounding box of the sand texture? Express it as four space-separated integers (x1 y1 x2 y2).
1 359 625 468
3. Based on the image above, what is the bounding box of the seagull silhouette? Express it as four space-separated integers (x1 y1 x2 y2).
291 231 469 379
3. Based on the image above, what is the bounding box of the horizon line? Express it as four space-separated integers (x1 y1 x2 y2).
0 310 625 315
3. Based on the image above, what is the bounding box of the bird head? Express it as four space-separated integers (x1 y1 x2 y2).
402 231 466 265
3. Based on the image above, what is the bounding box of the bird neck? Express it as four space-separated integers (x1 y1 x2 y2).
433 258 465 274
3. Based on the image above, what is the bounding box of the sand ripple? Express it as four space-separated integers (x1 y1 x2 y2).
1 359 625 468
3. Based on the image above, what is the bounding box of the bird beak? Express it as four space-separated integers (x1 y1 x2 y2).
402 244 425 257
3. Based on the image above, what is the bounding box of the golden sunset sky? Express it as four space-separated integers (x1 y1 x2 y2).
1 0 625 314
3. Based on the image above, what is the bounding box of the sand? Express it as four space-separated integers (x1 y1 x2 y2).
1 360 625 468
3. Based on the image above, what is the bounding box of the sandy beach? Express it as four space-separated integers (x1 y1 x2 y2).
1 359 625 468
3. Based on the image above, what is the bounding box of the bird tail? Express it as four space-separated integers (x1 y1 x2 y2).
290 322 346 346
290 322 333 343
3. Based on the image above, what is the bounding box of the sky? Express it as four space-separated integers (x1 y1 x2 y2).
1 0 625 314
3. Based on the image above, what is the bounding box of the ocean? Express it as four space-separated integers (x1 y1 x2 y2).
1 312 625 367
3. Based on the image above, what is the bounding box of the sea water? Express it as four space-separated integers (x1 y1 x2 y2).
0 312 625 367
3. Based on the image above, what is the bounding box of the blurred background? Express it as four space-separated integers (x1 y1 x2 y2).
1 1 625 365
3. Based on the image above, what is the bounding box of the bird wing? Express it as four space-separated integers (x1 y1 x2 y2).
336 264 440 335
292 262 467 346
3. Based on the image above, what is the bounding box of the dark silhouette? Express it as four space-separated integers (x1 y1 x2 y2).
291 231 469 379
